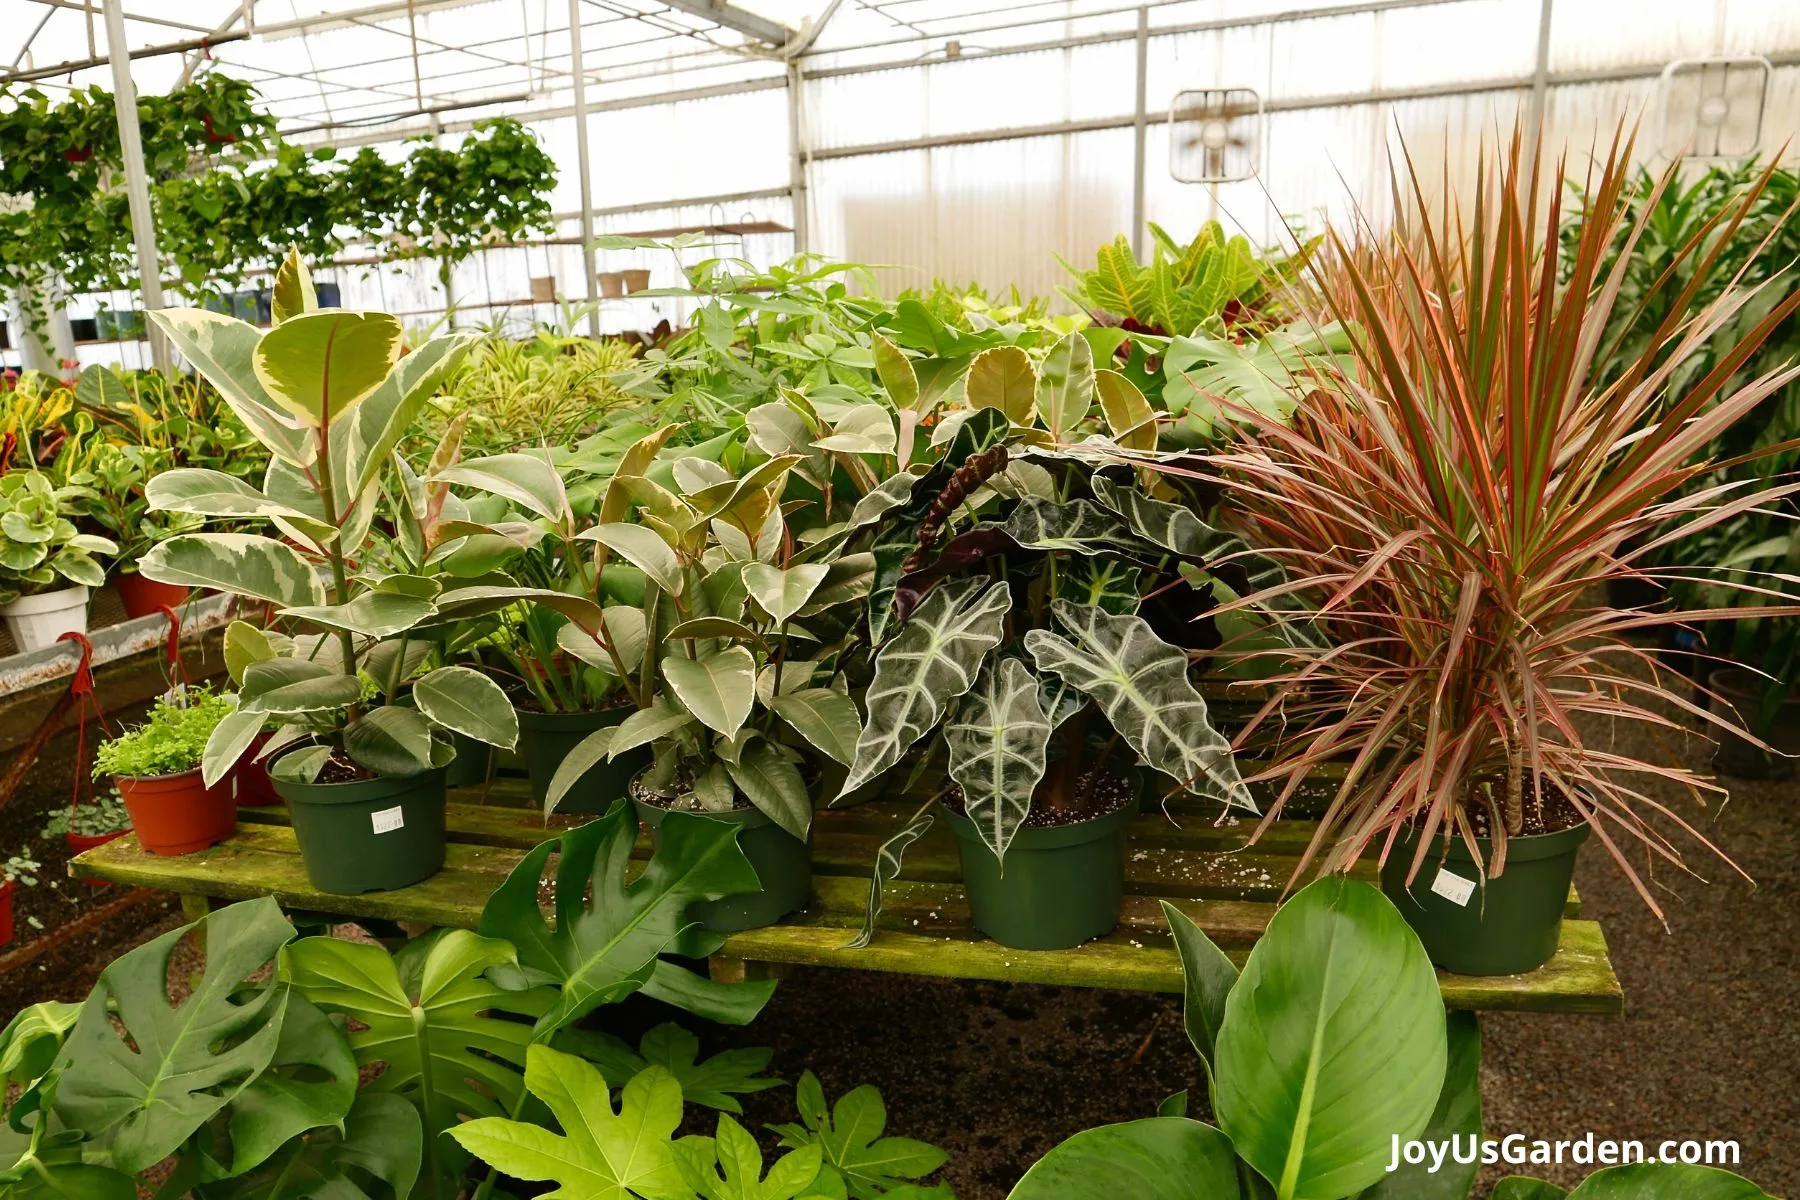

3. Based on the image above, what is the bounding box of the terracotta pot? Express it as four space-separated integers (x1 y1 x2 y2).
623 269 652 294
233 733 283 806
67 829 127 886
115 573 194 620
597 272 626 299
115 769 236 855
530 276 557 302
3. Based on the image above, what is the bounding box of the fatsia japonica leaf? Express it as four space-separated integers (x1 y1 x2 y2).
146 310 313 467
53 898 295 1174
554 1023 781 1115
678 1113 827 1200
477 799 773 1033
194 1093 421 1200
1005 1117 1240 1200
945 657 1050 867
282 928 553 1183
449 1048 690 1200
840 578 1011 797
1216 878 1444 1200
139 534 326 608
771 1073 948 1200
412 665 520 751
1024 600 1250 810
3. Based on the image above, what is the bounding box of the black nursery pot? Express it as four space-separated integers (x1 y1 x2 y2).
1709 666 1800 782
273 758 449 894
518 706 649 815
633 795 811 932
1381 821 1590 976
444 731 494 789
942 801 1135 950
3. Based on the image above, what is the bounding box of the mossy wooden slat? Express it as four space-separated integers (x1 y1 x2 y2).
239 801 584 850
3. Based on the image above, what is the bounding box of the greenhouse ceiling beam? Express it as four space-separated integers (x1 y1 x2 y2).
21 0 212 36
3 28 249 84
656 0 793 46
781 0 846 58
251 0 495 39
175 2 255 88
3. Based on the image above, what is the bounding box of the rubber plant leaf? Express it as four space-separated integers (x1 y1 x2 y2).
1024 600 1251 811
280 590 438 639
52 897 295 1174
1215 878 1445 1200
192 1093 423 1200
252 310 403 428
434 451 571 525
269 250 317 324
146 309 314 467
554 1023 780 1115
678 1112 826 1200
281 928 554 1187
742 562 831 625
145 470 316 522
413 665 520 751
1353 1010 1481 1200
944 656 1050 868
1005 1117 1241 1200
477 799 773 1033
342 705 436 776
1035 331 1095 441
334 331 479 498
663 647 757 740
770 1073 948 1200
448 1048 689 1200
770 688 860 766
139 533 327 608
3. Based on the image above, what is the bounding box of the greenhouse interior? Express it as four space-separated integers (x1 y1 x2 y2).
0 0 1797 1196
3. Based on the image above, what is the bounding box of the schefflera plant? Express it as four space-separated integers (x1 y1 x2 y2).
135 251 527 784
836 402 1256 943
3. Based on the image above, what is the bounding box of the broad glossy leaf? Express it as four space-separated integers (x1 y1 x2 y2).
1095 369 1158 451
146 309 313 466
140 534 326 608
1356 1010 1481 1200
743 562 830 625
252 310 403 426
610 698 698 759
1489 1182 1567 1200
0 1132 135 1200
202 708 265 788
54 898 294 1173
582 523 685 594
679 1112 826 1200
283 929 552 1172
433 585 608 636
1216 878 1444 1200
199 995 357 1181
270 745 332 783
1091 476 1259 566
546 727 616 817
557 1024 779 1115
222 621 287 686
477 800 772 1033
145 469 313 522
843 473 920 534
1007 1117 1240 1199
451 1049 688 1200
840 578 1011 796
872 334 920 411
812 404 896 456
343 706 435 776
240 674 362 717
771 1073 947 1200
1001 498 1139 554
1036 332 1094 440
193 1092 421 1200
435 451 570 523
663 648 756 739
771 688 860 766
0 1001 78 1093
337 331 478 497
261 456 359 552
269 250 316 325
797 553 874 615
724 740 812 839
1159 901 1237 1081
413 665 519 750
1025 601 1249 809
1565 1165 1772 1199
280 591 437 638
965 345 1036 423
945 657 1049 866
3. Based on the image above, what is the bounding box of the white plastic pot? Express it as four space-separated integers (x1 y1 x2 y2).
2 586 90 652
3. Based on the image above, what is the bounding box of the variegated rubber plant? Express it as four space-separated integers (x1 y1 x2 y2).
133 249 554 786
834 345 1259 946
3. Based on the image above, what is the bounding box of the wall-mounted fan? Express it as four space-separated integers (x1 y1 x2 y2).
1168 87 1262 184
1659 56 1770 160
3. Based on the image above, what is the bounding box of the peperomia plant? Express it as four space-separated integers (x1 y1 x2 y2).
136 249 528 786
0 471 116 604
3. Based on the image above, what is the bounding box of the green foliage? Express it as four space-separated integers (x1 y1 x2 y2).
92 688 235 780
39 787 131 839
0 471 116 603
553 1024 781 1114
770 1073 950 1199
1058 223 1267 336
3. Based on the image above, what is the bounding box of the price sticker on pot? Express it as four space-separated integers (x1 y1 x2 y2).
1430 867 1476 907
370 805 406 835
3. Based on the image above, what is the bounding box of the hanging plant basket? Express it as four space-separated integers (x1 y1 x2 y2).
63 146 92 164
0 879 13 947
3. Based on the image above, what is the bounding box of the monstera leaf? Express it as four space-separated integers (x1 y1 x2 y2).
945 656 1051 867
554 1024 780 1115
1006 1118 1240 1200
478 800 773 1033
840 578 1011 797
194 1093 422 1200
771 1074 947 1200
678 1113 827 1200
53 898 295 1174
1215 879 1444 1200
450 1049 689 1200
1025 601 1249 810
281 928 553 1174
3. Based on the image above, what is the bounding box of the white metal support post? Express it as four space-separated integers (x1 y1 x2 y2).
103 0 170 374
567 0 600 338
787 60 808 253
1130 5 1148 259
1527 0 1554 153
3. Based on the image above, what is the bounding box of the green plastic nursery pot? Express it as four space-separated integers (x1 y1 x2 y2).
273 760 448 894
518 706 648 815
942 801 1136 950
445 731 494 789
1380 821 1590 976
115 769 236 856
633 796 811 932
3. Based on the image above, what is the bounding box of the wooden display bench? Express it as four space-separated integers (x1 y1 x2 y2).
69 776 1622 1015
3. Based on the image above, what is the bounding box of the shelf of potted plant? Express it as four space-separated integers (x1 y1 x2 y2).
93 688 238 856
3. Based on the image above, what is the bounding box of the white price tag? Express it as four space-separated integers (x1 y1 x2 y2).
370 805 406 835
1429 867 1476 907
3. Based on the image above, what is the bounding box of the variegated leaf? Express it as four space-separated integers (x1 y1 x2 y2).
770 687 860 766
146 309 314 466
662 648 755 740
847 811 934 950
280 591 437 638
945 657 1050 866
965 345 1037 424
270 250 317 324
1000 497 1140 555
252 310 404 427
1095 368 1159 451
722 741 812 840
1091 476 1247 564
145 469 314 522
741 562 830 625
1025 600 1252 811
1035 332 1095 440
335 331 478 497
839 578 1011 797
139 534 326 608
844 472 921 534
1063 557 1146 614
435 452 570 524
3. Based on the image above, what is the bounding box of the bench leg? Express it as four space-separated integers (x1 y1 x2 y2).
180 894 213 950
709 955 789 985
